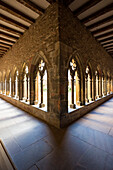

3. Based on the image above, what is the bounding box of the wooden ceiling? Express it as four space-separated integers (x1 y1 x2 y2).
0 0 113 58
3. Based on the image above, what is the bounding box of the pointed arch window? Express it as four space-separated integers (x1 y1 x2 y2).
85 65 92 103
23 66 30 102
68 58 81 110
34 59 47 108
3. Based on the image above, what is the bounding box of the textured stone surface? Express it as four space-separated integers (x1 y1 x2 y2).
0 2 113 127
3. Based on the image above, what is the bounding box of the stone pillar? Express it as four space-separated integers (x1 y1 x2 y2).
6 79 9 95
11 80 14 97
1 81 3 94
39 75 45 108
85 75 89 103
30 71 35 105
26 76 29 102
19 74 23 100
93 75 96 100
99 76 102 98
77 76 82 106
102 78 105 96
22 76 25 100
89 76 93 101
70 74 76 108
34 77 38 105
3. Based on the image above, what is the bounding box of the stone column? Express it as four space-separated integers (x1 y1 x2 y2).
39 75 45 108
26 76 29 102
34 77 38 104
99 76 102 98
6 79 9 95
77 76 82 106
70 74 76 108
89 76 93 101
22 76 25 100
19 74 23 100
11 80 14 97
102 78 105 96
30 71 35 105
1 81 3 94
85 75 89 103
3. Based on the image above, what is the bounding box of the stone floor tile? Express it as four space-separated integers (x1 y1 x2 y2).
12 139 53 170
78 146 113 170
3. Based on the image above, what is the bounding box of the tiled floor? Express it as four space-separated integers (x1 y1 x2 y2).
0 98 113 170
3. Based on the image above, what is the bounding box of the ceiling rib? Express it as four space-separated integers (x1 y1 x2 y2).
73 0 102 16
81 3 113 24
0 24 23 35
92 24 113 35
0 14 29 31
87 15 113 30
0 1 35 24
0 31 20 40
0 37 16 43
94 31 113 39
16 0 45 15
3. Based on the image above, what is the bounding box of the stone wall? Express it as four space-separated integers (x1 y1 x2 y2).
0 2 113 128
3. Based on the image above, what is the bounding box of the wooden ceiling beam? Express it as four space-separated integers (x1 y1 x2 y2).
0 41 13 47
0 25 23 36
105 46 113 50
87 15 113 30
101 40 113 46
74 0 102 16
0 46 9 50
0 43 11 49
94 31 113 39
0 35 17 42
46 0 74 6
0 31 19 40
16 0 45 15
98 36 113 43
81 3 113 24
0 14 28 31
104 44 113 49
0 37 16 44
0 1 35 24
92 24 113 35
0 49 7 52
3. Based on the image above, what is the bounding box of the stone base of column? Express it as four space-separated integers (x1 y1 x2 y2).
89 98 93 102
27 99 30 102
86 99 89 103
39 103 45 108
70 104 76 109
99 95 102 98
34 100 38 105
77 101 82 106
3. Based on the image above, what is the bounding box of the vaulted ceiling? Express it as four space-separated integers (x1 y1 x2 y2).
0 0 113 58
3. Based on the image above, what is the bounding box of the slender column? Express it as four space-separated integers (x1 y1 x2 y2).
70 74 76 108
109 79 111 94
77 76 82 106
39 75 45 108
26 76 29 101
34 77 38 104
19 74 23 100
85 76 89 103
89 76 93 101
102 78 105 96
6 79 9 95
1 82 2 94
11 80 14 97
99 76 102 98
22 76 25 100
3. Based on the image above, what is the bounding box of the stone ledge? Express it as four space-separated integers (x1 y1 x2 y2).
61 94 113 127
